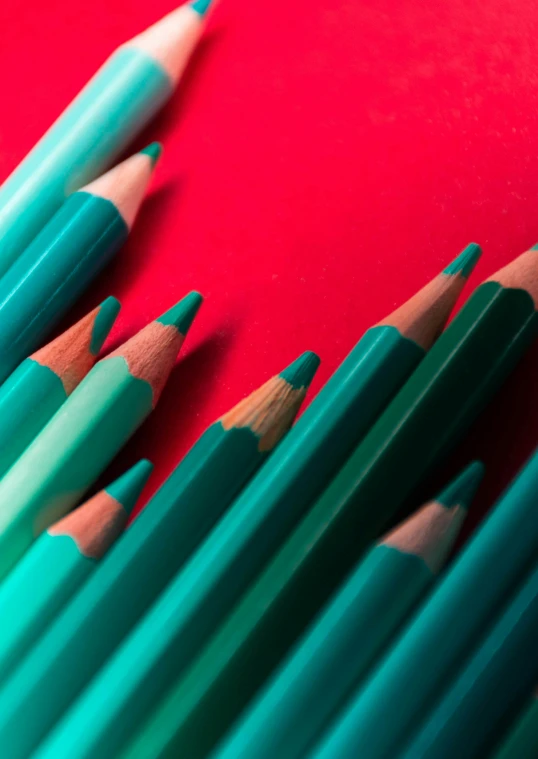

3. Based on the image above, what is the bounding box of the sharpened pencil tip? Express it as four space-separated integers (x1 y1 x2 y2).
157 291 204 335
90 297 121 356
139 142 163 168
279 351 321 390
191 0 215 16
437 461 484 511
443 243 482 280
105 460 154 516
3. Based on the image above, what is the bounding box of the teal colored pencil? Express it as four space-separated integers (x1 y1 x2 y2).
16 249 481 759
303 443 538 759
0 145 159 383
136 463 481 759
0 292 201 588
0 297 120 479
0 460 152 684
493 689 538 759
0 1 213 276
401 559 538 759
0 354 314 757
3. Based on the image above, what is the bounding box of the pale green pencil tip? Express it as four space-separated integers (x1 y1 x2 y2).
443 243 482 279
191 0 214 15
105 460 154 516
157 291 204 335
531 242 538 251
90 297 121 356
437 461 484 511
279 351 321 390
140 142 163 168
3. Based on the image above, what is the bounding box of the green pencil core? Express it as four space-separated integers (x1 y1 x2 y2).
436 461 484 511
90 297 121 355
157 292 203 335
443 243 482 279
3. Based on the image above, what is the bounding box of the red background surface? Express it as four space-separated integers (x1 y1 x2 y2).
2 0 538 539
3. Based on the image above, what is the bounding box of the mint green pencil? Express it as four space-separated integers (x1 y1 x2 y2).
0 1 214 276
0 460 152 684
0 292 201 584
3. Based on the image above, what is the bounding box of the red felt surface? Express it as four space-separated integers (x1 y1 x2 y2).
2 0 538 537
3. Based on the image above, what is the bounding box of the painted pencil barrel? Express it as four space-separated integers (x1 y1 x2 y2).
401 560 538 759
0 49 167 276
0 297 120 478
305 443 538 759
0 461 150 684
493 693 538 759
0 193 126 381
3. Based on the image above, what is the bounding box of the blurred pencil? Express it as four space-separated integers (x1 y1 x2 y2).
0 0 214 276
0 145 159 382
128 462 482 759
29 352 320 759
0 297 120 479
402 559 538 759
0 292 202 587
305 442 538 759
493 689 538 759
0 354 314 755
0 460 152 684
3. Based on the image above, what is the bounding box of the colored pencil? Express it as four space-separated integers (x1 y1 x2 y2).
0 0 213 276
0 460 152 684
400 559 538 759
0 291 201 587
0 145 159 382
302 442 538 759
29 352 320 759
0 297 120 479
133 462 482 759
493 689 538 759
0 354 314 756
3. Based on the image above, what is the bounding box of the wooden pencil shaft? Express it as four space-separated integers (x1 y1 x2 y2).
0 2 209 276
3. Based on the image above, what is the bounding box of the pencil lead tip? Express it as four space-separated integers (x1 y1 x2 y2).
191 0 215 16
90 297 121 355
437 460 484 511
279 351 321 390
105 460 154 516
443 243 482 280
157 291 204 336
140 142 163 168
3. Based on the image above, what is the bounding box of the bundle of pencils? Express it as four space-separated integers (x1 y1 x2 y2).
1 3 538 759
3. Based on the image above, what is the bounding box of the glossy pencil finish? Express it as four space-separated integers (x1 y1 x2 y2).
0 146 159 382
0 297 120 479
401 560 538 759
0 292 201 591
0 357 312 758
0 1 213 276
144 463 481 759
493 690 538 759
307 442 538 759
0 461 151 684
34 354 320 759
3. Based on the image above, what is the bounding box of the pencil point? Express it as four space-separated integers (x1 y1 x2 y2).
90 297 121 356
437 461 485 511
191 0 215 15
105 460 154 516
443 243 482 279
157 291 204 336
279 351 321 390
140 142 163 168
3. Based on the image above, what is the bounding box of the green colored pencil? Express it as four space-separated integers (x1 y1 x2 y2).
400 558 538 759
303 440 538 759
129 462 482 759
0 291 202 585
0 1 213 276
0 354 314 757
0 145 159 383
493 689 538 759
0 297 120 479
0 460 152 684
